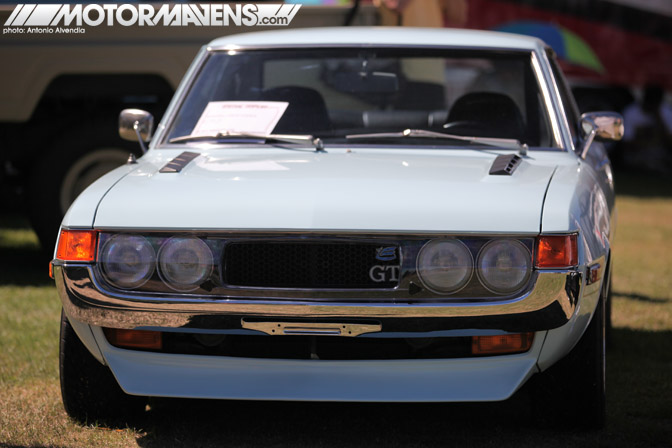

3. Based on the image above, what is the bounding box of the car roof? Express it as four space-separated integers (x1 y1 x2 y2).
207 27 546 52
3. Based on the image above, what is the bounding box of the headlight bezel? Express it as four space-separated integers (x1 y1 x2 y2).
99 234 156 290
476 238 533 295
157 236 214 292
416 238 474 295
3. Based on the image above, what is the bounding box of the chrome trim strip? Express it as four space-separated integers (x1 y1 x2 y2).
207 44 539 52
531 51 565 150
56 265 580 333
241 320 382 337
539 49 577 153
150 47 210 149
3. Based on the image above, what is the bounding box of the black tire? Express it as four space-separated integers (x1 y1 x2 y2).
531 291 606 429
605 276 613 349
59 310 146 427
28 123 138 256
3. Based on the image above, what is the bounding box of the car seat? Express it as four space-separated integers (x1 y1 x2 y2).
262 86 331 134
446 92 526 141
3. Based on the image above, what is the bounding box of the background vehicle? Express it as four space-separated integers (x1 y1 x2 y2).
0 2 376 253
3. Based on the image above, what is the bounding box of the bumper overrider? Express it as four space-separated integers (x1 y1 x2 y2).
54 263 581 335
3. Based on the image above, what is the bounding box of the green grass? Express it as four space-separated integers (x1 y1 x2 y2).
0 216 139 447
1 172 671 447
0 217 58 385
611 194 672 331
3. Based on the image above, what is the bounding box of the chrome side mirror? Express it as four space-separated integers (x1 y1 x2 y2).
579 112 624 159
119 109 154 153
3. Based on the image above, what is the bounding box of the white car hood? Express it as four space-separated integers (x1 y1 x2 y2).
93 148 557 233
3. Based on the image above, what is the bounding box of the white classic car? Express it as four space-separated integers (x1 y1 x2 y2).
52 27 622 428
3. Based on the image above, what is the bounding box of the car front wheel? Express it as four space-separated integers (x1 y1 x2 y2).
59 310 146 426
531 291 606 429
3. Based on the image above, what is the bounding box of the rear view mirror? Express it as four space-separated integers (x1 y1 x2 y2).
328 71 399 94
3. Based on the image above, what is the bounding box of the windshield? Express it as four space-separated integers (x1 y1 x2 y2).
165 48 556 148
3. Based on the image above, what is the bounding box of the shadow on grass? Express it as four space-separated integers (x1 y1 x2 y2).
613 169 672 198
136 396 540 448
606 328 672 447
0 213 53 286
613 290 670 304
124 328 672 448
0 245 52 286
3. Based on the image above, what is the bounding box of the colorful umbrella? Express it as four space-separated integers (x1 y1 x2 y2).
495 21 604 73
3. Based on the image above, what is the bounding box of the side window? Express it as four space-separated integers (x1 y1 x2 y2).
548 51 581 146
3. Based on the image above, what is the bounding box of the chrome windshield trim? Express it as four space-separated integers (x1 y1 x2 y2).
150 46 210 150
531 50 565 150
56 265 580 333
207 44 539 52
538 48 576 152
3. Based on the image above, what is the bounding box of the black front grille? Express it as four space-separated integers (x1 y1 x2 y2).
223 241 399 289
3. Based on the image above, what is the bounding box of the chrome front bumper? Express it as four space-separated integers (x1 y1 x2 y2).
54 264 581 334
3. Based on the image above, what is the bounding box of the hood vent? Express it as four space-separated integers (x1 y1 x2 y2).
489 154 522 176
159 151 200 173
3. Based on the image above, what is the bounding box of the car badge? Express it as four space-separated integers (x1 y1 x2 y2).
375 246 397 261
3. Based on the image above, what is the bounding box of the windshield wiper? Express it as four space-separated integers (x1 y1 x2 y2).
169 130 325 152
346 128 524 151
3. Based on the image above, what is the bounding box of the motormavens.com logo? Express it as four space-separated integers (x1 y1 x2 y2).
4 3 301 34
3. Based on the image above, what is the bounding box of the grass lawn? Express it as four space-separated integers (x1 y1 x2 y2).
1 172 671 447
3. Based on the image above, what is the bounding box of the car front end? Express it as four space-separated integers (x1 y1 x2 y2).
52 27 618 428
52 148 590 403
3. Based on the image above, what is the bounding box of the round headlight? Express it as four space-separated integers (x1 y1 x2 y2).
417 239 473 294
158 237 213 292
477 239 531 294
100 235 156 289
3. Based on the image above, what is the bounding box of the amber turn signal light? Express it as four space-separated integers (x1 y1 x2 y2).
472 333 534 356
535 235 578 268
56 229 97 262
103 328 163 350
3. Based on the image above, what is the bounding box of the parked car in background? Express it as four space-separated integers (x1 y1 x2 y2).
0 3 375 254
51 27 622 428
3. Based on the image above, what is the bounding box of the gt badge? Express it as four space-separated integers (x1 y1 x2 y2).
369 265 400 283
